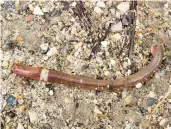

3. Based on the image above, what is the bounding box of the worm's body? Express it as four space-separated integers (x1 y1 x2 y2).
12 42 163 91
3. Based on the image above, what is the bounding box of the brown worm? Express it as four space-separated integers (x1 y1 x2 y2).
12 41 164 91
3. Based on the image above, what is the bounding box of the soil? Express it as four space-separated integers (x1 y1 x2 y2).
1 1 171 129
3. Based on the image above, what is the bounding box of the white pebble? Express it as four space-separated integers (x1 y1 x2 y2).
116 11 121 18
110 59 116 66
110 8 116 15
104 71 110 76
94 6 103 14
122 89 127 99
64 97 70 104
97 1 106 8
33 5 44 15
124 95 132 105
43 56 49 61
17 123 24 129
66 55 74 63
136 83 142 89
47 47 58 56
127 58 131 65
127 69 132 75
40 43 49 51
0 0 4 4
117 2 130 13
49 90 53 96
71 1 77 7
28 4 34 11
101 41 108 48
42 7 49 13
123 62 128 68
111 22 122 32
164 3 168 8
18 98 24 105
148 91 156 98
94 106 102 114
28 110 38 123
113 33 122 41
160 118 169 126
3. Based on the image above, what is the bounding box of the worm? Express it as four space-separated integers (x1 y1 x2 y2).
12 41 164 91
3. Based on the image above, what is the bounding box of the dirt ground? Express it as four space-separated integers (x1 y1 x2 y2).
1 1 171 129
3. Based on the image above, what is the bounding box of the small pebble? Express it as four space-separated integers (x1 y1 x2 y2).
127 69 131 75
116 11 121 18
122 89 127 99
160 118 169 127
110 59 116 66
49 90 53 96
64 97 70 104
2 40 13 50
146 98 156 106
41 123 52 129
17 123 24 129
124 122 131 129
110 8 115 15
113 33 122 41
6 95 16 106
51 9 62 17
124 95 132 105
18 105 26 113
17 98 24 105
40 43 49 51
28 110 38 123
28 4 34 11
117 2 130 13
139 107 148 115
47 47 58 56
66 55 74 63
7 111 15 118
135 83 142 89
71 1 77 7
94 106 102 114
167 127 171 129
33 5 44 15
40 43 49 53
104 71 110 76
101 41 108 48
111 22 123 32
94 6 102 14
96 1 106 8
164 3 169 9
148 91 156 98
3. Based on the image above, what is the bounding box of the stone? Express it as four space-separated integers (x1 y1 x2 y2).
47 47 58 56
117 2 129 13
124 95 132 105
17 123 24 129
97 1 105 8
146 98 156 106
94 6 102 14
110 8 115 15
94 106 102 114
33 5 44 15
111 22 122 32
40 43 49 51
49 90 53 96
113 33 122 41
101 41 108 48
148 91 156 98
135 83 142 89
28 110 38 123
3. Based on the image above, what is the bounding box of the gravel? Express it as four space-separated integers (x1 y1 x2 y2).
1 1 171 128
